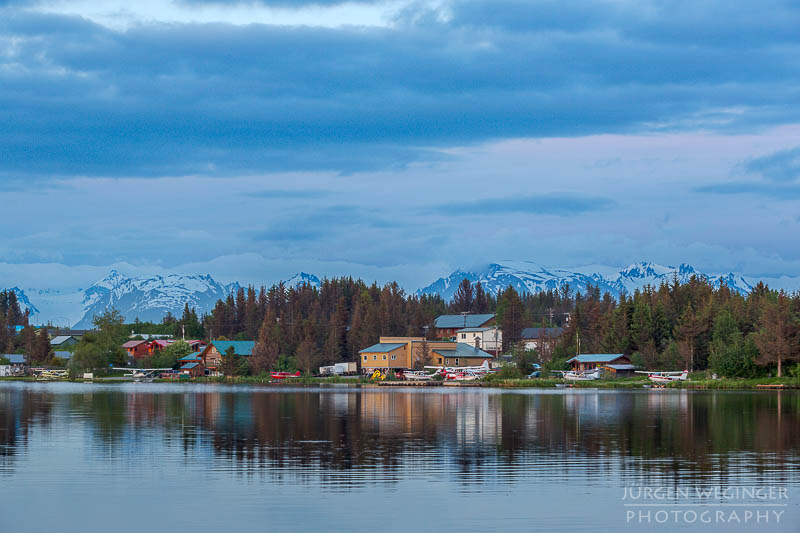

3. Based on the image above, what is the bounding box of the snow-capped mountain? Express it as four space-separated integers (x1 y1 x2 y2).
74 270 239 328
283 272 321 289
0 287 40 317
418 261 754 300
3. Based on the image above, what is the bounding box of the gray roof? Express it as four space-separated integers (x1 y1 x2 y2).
1 354 26 364
51 335 78 345
54 351 72 360
359 343 405 353
521 327 564 339
434 314 495 329
606 364 635 370
567 354 627 364
181 362 200 369
433 343 494 359
456 327 493 333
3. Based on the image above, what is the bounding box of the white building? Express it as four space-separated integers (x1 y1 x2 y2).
455 326 502 353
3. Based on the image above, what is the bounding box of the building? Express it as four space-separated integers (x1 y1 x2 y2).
359 336 494 372
53 351 72 362
122 340 154 360
567 354 632 372
50 335 80 348
199 340 255 374
520 327 564 351
454 326 502 354
0 354 27 375
179 361 205 377
178 351 202 364
432 314 496 339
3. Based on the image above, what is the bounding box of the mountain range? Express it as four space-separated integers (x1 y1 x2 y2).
416 261 754 300
0 262 778 327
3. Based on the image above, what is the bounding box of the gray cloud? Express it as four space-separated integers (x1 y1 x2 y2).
694 181 800 199
743 146 800 182
429 193 617 216
0 2 799 179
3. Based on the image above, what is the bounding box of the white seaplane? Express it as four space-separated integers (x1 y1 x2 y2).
553 369 602 381
112 367 173 382
635 370 689 384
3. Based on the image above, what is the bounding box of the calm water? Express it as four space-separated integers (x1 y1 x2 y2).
0 383 798 533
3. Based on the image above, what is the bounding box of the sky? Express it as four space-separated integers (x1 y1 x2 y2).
2 0 800 293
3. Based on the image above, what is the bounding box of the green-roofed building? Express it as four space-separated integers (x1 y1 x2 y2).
200 340 256 375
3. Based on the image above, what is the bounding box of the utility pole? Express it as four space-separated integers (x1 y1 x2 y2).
182 324 185 340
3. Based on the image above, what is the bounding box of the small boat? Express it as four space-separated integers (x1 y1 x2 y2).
271 371 301 380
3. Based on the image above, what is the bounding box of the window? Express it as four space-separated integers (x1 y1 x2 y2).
391 355 397 360
438 357 442 364
455 358 459 365
383 354 387 360
363 355 367 361
461 333 466 339
445 358 449 364
373 355 377 361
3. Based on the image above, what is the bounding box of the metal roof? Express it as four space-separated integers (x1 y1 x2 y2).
122 340 148 348
358 343 405 353
1 354 25 364
50 336 78 345
179 352 202 361
210 340 255 356
456 327 493 333
433 343 494 359
181 362 200 369
567 354 627 364
53 351 72 360
521 327 564 339
605 364 635 370
434 314 495 329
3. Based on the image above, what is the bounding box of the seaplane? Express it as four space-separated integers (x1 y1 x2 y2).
553 369 602 381
425 359 493 380
636 370 689 384
112 368 173 382
397 370 436 381
31 368 68 380
271 370 301 380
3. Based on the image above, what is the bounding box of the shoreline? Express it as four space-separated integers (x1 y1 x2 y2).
2 375 799 390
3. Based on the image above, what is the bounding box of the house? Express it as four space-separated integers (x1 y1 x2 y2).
179 361 205 377
178 351 202 364
53 351 72 362
186 340 207 352
520 327 564 351
199 341 255 374
432 314 496 339
359 336 493 372
567 354 632 372
50 335 80 348
454 326 502 354
0 354 27 375
123 340 154 360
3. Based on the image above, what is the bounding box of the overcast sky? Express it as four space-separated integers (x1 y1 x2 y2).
2 0 800 290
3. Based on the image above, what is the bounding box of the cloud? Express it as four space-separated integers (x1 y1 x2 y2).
694 181 800 199
248 188 331 198
742 146 800 181
429 193 617 216
0 2 799 179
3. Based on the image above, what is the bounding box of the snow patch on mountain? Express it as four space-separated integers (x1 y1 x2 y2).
1 287 40 317
283 272 321 289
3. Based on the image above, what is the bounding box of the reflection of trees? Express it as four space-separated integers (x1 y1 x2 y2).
0 386 54 472
1 386 799 487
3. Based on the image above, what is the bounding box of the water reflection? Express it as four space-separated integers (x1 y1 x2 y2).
1 384 798 485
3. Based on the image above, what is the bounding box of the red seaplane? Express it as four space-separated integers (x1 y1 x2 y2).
271 371 301 380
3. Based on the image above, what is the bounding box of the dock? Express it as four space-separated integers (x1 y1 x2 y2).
378 381 443 386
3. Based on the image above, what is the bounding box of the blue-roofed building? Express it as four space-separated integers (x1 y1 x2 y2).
179 361 205 377
53 351 72 361
433 314 495 339
0 354 27 375
200 340 256 375
179 351 202 362
566 353 631 372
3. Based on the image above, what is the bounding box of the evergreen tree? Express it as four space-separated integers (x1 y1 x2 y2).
452 279 474 313
497 286 525 351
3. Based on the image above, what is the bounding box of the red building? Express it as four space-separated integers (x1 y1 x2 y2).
123 340 153 360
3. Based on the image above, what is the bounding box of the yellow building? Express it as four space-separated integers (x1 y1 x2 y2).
358 336 494 371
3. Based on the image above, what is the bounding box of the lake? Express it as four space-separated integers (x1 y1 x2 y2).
0 382 798 532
